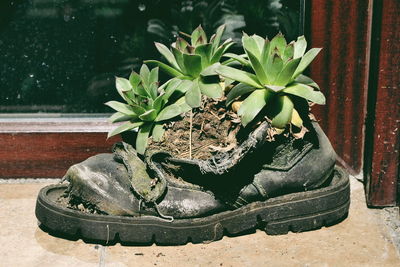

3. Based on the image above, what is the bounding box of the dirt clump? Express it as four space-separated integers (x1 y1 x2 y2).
148 98 242 160
57 192 106 215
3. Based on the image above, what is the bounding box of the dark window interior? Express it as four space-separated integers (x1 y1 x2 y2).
0 0 302 113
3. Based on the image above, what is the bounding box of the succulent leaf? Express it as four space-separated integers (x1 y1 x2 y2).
144 60 184 78
252 34 266 52
238 89 271 127
283 83 326 105
198 77 223 99
155 96 191 122
140 64 151 88
175 96 192 113
294 74 320 89
175 37 190 53
222 53 250 67
200 63 221 76
116 77 132 93
242 34 262 58
161 79 182 101
148 81 158 100
265 85 286 92
136 123 152 155
108 112 134 123
216 65 263 88
265 53 284 84
260 39 271 66
155 42 180 70
226 83 256 106
293 36 307 58
105 101 136 116
282 42 294 62
134 84 150 98
183 54 202 78
185 80 202 107
115 77 133 104
210 40 234 64
152 95 165 113
171 47 187 72
274 58 301 86
292 48 322 79
291 108 303 128
139 109 158 121
149 67 159 85
130 104 146 116
195 43 213 68
269 33 287 56
271 96 294 129
108 121 143 138
211 24 226 53
191 25 207 46
155 103 183 121
152 123 165 141
245 49 269 85
129 72 141 88
173 79 193 95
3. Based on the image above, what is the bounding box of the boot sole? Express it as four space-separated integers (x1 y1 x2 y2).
35 165 350 245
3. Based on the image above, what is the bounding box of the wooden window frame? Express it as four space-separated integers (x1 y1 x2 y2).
0 114 120 178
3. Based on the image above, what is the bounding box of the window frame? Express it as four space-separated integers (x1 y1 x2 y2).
0 114 120 178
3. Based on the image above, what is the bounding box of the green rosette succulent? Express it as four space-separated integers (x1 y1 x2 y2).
145 25 233 108
216 33 325 130
106 64 191 154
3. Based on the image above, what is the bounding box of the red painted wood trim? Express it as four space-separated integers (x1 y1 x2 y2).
0 117 122 178
366 0 400 206
0 132 120 178
308 0 372 174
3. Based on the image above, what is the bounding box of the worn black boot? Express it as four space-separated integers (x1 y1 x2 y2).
36 122 350 245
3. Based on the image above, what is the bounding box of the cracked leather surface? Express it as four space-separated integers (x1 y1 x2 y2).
63 122 336 218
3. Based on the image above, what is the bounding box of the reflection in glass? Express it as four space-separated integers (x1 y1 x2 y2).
0 0 302 113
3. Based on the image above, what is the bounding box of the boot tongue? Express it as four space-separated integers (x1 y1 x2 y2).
112 142 166 203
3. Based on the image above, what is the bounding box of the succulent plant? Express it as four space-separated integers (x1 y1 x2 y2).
145 25 233 108
106 64 191 154
216 33 325 129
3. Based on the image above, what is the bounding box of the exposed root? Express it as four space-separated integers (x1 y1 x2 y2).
189 110 193 159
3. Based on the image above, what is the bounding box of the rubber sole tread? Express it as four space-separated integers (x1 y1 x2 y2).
36 166 350 245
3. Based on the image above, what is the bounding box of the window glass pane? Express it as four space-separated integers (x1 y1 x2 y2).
0 0 302 113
